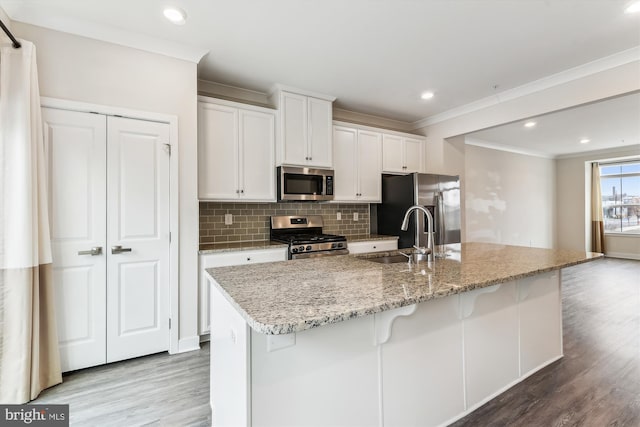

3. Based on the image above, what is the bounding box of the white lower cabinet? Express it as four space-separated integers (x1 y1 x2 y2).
199 248 287 335
347 239 397 254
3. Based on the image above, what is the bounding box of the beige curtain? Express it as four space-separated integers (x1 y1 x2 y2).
591 162 606 254
0 38 62 403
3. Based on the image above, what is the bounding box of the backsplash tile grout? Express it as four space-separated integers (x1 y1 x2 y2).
199 202 370 245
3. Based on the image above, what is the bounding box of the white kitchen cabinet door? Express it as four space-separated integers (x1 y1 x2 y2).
332 126 358 201
333 125 382 202
44 108 107 373
356 130 382 202
382 134 404 173
44 108 171 372
280 91 308 165
199 248 287 335
198 102 239 200
198 97 276 202
276 90 334 168
106 117 170 363
307 96 333 168
239 110 275 201
404 137 424 173
382 134 424 174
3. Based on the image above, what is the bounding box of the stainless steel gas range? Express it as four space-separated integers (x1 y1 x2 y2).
270 215 348 260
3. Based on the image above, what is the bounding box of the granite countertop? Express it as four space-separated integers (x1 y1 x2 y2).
206 242 603 335
199 240 288 254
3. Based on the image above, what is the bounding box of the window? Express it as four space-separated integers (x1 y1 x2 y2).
600 161 640 234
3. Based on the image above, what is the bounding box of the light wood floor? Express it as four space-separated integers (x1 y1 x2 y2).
33 257 639 426
33 342 212 426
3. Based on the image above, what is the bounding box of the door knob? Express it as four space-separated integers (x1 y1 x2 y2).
111 245 132 254
78 246 102 256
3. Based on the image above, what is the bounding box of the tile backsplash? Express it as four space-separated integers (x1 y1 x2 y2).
199 202 370 245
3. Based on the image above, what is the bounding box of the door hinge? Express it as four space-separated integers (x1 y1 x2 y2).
169 232 171 243
164 143 171 156
169 318 172 329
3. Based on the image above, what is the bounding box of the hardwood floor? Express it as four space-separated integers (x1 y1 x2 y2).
452 257 640 427
32 258 638 426
32 342 212 426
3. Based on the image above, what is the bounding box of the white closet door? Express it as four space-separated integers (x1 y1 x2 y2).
106 117 170 362
43 108 107 372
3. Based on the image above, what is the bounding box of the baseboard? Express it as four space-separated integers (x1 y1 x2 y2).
177 336 201 353
605 252 640 260
200 334 211 343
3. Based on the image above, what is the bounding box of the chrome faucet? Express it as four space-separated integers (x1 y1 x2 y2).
400 205 435 262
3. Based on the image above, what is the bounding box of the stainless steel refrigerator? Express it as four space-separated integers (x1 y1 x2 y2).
375 173 461 250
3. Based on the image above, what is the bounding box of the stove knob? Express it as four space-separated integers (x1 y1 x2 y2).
291 247 298 253
306 245 312 251
331 243 337 249
298 246 305 252
336 243 344 248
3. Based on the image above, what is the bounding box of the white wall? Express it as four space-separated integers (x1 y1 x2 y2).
0 6 10 30
13 22 200 349
465 144 556 248
556 147 640 258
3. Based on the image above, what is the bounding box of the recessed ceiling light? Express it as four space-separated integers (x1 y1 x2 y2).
580 139 590 144
421 91 435 100
524 121 536 128
163 7 187 25
624 1 640 13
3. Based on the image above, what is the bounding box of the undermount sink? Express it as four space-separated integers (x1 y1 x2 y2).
366 255 411 264
366 252 430 264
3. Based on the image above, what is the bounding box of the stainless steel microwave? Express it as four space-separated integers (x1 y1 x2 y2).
277 166 334 201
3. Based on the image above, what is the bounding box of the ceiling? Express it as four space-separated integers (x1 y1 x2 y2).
1 0 639 156
467 92 640 157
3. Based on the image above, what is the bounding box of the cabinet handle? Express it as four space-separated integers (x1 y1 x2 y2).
111 245 132 254
78 246 102 256
309 157 312 161
247 257 251 261
236 189 240 194
240 189 244 194
373 246 377 249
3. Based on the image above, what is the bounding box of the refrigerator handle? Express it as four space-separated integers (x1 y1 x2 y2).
435 191 445 242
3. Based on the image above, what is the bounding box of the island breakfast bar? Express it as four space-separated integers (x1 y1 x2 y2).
206 242 602 427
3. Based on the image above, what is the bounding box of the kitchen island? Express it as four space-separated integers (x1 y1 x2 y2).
206 242 602 427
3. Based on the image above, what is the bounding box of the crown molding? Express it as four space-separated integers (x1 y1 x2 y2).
412 46 640 130
464 137 555 159
1 2 208 63
554 145 640 161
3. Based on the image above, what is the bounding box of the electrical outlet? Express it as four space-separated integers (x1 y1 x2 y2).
337 212 342 220
224 213 233 225
353 212 359 221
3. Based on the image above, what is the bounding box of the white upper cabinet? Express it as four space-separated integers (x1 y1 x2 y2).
382 133 425 173
271 87 335 168
198 97 276 201
333 124 382 203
